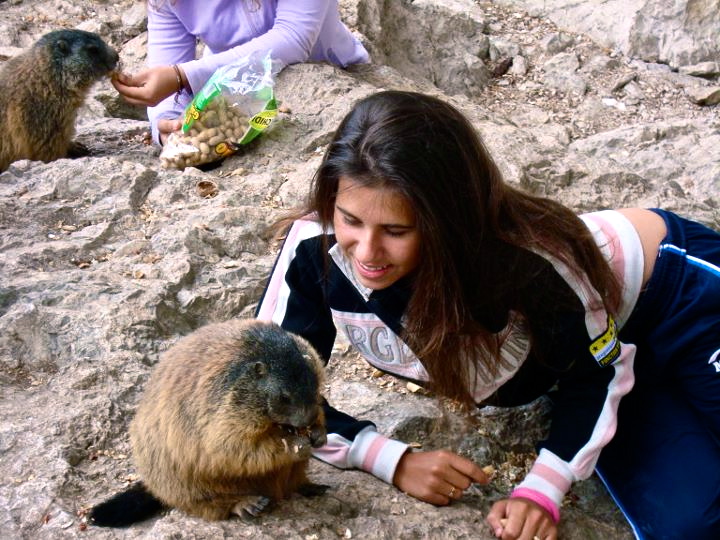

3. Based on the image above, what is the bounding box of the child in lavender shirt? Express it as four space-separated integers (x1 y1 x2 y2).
112 0 369 144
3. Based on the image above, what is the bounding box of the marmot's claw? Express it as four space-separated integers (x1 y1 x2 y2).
238 495 272 521
67 140 91 158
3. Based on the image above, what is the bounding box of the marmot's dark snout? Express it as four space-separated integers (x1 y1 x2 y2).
268 386 322 430
283 405 323 428
279 405 326 447
75 34 119 77
92 42 119 73
309 424 327 448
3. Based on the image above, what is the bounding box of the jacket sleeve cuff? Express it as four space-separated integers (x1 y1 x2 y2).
147 97 189 145
512 448 576 523
347 427 409 484
511 487 561 523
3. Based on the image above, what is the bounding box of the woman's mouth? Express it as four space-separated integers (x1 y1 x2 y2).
355 260 391 280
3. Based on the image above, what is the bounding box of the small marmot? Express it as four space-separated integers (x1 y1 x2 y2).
0 29 118 172
88 319 328 527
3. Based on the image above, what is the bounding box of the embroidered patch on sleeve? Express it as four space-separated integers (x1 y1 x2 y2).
589 315 621 367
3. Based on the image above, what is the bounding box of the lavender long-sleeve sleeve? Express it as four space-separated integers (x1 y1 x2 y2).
146 0 368 142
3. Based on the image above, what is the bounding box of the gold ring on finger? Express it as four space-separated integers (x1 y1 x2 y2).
448 486 456 497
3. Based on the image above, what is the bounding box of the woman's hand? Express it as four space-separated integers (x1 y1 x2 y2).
486 497 557 540
393 449 489 505
111 65 185 107
157 118 183 145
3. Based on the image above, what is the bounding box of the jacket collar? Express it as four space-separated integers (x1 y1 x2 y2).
328 243 374 301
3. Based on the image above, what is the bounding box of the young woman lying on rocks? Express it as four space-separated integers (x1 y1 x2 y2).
257 90 720 540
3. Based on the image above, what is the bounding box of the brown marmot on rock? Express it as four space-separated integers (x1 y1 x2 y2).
0 29 118 172
88 319 328 527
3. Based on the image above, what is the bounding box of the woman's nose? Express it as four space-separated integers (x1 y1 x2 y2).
355 229 380 260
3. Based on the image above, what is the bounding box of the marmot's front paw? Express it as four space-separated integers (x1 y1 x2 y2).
279 429 313 459
308 424 326 448
278 421 326 458
232 495 273 522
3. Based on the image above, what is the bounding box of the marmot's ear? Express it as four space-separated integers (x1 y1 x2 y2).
252 361 267 377
57 39 70 56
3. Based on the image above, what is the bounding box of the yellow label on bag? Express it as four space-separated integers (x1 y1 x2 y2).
249 109 277 131
589 315 621 367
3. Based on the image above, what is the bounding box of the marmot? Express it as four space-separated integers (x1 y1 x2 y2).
0 29 118 172
88 319 328 527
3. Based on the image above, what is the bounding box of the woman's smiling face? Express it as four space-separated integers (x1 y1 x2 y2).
333 176 421 290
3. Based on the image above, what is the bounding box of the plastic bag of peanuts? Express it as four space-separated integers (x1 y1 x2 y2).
160 51 280 170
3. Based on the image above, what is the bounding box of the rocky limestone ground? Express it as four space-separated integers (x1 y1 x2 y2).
0 0 718 539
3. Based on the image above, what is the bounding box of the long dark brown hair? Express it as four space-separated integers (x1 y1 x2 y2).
298 90 621 405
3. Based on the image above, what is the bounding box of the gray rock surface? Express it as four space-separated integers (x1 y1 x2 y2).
493 0 720 70
1 0 718 538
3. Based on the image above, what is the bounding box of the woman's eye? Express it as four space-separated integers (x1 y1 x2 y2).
385 228 409 237
342 215 360 226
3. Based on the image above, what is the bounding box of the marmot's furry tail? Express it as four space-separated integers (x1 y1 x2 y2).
88 482 166 527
